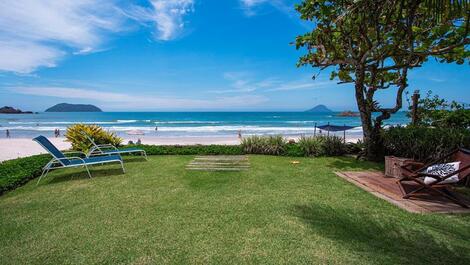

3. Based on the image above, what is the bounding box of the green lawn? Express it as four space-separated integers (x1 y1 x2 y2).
1 155 470 264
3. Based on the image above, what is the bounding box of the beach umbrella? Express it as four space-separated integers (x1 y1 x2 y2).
314 122 356 142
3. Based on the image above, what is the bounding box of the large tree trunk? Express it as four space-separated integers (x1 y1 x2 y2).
354 67 384 161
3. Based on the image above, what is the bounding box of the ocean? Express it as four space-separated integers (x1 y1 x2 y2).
0 112 410 139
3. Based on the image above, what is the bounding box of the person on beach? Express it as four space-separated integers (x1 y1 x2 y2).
6 129 10 138
57 129 60 137
238 129 242 139
155 126 158 132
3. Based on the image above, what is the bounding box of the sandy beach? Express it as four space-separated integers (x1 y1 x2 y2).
0 135 362 162
0 136 240 162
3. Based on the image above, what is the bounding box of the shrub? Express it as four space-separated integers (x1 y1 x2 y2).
345 140 364 155
241 135 286 155
135 145 243 156
65 124 122 152
298 135 324 156
321 136 347 156
383 126 470 162
0 154 50 195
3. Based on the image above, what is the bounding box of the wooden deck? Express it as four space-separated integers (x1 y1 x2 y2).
335 171 470 214
186 155 250 171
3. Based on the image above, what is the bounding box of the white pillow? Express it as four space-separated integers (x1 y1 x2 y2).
423 162 460 185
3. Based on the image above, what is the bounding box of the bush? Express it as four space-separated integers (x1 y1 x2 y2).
321 136 347 156
65 124 122 153
0 154 50 195
345 140 364 155
298 135 324 156
383 126 470 162
135 145 243 156
241 135 286 155
241 135 347 157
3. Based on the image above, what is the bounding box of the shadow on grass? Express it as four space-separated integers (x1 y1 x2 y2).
326 156 384 171
184 171 245 191
44 167 125 185
292 203 470 264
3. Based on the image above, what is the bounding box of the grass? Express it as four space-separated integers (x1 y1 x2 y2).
1 155 470 264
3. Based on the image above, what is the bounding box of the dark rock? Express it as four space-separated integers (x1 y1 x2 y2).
0 106 33 114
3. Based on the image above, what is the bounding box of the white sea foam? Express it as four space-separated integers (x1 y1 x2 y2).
154 121 221 124
2 124 365 134
8 120 138 125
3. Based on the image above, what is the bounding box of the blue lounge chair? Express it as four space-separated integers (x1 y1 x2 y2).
33 135 125 185
83 133 148 160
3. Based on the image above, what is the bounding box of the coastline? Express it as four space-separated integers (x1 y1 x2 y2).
0 135 362 162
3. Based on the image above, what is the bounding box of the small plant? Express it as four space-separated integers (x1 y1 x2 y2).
241 135 287 155
345 140 364 155
321 136 347 156
65 124 122 152
298 135 324 156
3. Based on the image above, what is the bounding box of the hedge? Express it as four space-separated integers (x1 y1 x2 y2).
383 126 470 162
135 144 244 156
0 154 50 195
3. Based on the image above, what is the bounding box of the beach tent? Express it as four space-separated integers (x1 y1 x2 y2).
314 123 356 142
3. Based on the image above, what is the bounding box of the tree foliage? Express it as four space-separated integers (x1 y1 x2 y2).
408 90 470 128
295 0 469 159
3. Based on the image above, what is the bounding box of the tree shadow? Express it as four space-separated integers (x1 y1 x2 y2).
326 156 384 171
291 202 470 264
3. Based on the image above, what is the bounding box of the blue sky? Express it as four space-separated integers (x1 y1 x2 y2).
0 0 469 112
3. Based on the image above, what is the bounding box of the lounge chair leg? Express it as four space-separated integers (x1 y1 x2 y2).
84 165 92 178
403 186 426 199
120 161 126 173
36 167 50 185
439 188 469 208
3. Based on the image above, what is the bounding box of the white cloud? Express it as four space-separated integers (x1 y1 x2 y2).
240 0 294 17
265 80 331 92
209 72 281 93
0 0 195 73
240 0 270 16
10 86 268 110
0 0 125 73
211 72 330 93
0 40 64 74
125 0 194 41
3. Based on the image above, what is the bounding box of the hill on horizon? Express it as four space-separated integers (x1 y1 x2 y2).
305 104 333 112
45 103 102 112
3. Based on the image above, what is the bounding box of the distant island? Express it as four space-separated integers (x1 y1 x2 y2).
45 103 102 112
336 111 360 117
0 106 33 114
305 104 332 112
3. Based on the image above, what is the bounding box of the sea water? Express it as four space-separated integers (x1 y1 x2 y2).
0 112 409 139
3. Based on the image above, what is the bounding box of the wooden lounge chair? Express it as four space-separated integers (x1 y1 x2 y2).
398 148 470 208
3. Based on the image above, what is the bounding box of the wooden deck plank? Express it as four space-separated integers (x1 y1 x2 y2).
335 171 470 214
187 155 250 172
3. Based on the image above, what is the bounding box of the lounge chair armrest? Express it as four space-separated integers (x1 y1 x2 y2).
61 156 86 163
96 144 119 151
63 151 86 157
400 161 425 172
401 161 425 168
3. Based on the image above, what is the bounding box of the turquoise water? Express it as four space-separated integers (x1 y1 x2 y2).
0 112 409 138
